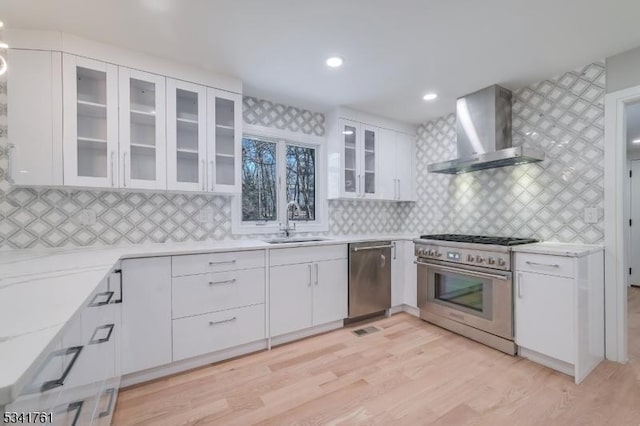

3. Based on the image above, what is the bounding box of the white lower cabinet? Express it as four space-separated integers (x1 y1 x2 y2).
391 241 405 307
120 257 172 375
403 240 417 309
313 259 349 325
514 250 604 383
515 272 574 364
172 304 265 361
269 245 348 338
7 270 121 425
269 263 313 336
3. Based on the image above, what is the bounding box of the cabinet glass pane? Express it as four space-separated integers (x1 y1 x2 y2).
343 125 357 193
176 89 199 183
364 129 375 194
77 67 108 177
216 97 235 186
130 78 156 181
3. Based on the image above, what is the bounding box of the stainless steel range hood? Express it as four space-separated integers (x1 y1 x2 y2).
428 85 544 174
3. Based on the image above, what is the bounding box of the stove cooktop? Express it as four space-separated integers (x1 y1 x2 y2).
419 234 538 246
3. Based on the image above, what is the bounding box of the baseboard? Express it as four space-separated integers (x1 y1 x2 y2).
121 340 268 388
518 347 575 379
270 320 344 347
402 304 420 317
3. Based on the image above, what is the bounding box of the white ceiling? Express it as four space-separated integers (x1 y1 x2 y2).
3 0 640 124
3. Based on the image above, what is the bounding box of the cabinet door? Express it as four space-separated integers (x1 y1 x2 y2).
166 79 207 191
7 49 63 186
119 67 167 190
396 132 415 201
120 257 172 375
378 129 397 201
361 124 379 199
339 119 360 199
207 89 242 193
391 241 405 306
403 241 417 308
312 259 348 325
63 54 119 188
515 271 574 364
269 263 313 337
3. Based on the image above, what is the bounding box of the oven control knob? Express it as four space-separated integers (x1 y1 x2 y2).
497 258 506 266
435 251 442 258
417 248 425 256
487 257 496 265
467 254 475 262
428 249 435 256
476 256 484 263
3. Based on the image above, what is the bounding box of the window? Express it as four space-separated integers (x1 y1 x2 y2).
234 126 326 234
242 138 277 221
286 145 315 221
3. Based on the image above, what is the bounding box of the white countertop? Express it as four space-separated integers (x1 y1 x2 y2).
0 234 415 405
511 242 604 257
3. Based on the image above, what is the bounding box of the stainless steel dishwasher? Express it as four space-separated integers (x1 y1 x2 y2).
348 241 392 319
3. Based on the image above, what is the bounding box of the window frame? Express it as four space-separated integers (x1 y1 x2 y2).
232 124 328 235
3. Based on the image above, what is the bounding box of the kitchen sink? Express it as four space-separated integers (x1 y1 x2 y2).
263 237 330 244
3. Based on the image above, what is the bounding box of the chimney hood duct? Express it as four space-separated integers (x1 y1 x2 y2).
427 85 544 174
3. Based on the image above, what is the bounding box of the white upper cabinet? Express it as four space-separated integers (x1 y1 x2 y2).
7 49 63 186
207 89 242 193
118 68 167 190
327 108 415 201
63 54 119 188
395 132 415 201
166 79 207 191
361 124 379 199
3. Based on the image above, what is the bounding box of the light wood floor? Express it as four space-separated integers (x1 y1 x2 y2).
113 288 640 425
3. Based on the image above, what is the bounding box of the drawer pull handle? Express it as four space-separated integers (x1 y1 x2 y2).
209 317 237 326
525 261 560 268
98 388 116 418
40 346 83 392
208 278 237 286
89 324 115 345
88 291 114 307
55 400 83 426
209 259 236 266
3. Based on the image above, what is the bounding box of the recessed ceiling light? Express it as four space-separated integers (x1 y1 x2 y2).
633 138 640 144
326 56 344 68
423 93 438 101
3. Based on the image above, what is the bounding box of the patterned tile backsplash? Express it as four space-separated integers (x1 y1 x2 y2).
0 62 605 249
398 62 605 244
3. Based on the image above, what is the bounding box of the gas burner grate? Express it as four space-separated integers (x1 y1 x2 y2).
419 234 538 246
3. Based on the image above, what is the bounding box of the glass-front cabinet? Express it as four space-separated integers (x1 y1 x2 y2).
166 79 207 191
63 54 119 188
207 89 241 193
118 68 167 190
337 119 378 199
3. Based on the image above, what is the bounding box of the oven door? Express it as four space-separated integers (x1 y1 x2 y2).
416 259 513 339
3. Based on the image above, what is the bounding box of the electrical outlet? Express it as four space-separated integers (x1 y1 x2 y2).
77 209 97 226
584 207 599 224
198 208 214 224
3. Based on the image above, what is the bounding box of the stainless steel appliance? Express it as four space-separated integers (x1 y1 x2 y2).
348 241 392 319
414 234 537 354
427 85 544 174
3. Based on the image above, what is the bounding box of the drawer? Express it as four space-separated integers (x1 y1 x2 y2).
270 244 348 266
172 250 265 277
172 268 266 319
515 253 574 278
172 304 265 361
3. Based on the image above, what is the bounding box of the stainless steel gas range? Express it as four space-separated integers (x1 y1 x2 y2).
414 234 538 355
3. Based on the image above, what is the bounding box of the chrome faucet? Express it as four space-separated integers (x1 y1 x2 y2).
280 200 300 237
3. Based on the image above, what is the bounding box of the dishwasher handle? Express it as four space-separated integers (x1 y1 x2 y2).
352 244 394 252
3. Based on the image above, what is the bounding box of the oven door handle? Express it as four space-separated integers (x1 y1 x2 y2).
413 260 511 281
